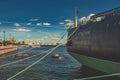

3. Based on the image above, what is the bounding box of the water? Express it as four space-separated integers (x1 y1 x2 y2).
0 46 81 80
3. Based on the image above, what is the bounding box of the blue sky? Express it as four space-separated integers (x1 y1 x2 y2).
0 0 120 43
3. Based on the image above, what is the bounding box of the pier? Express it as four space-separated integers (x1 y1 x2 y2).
0 45 18 55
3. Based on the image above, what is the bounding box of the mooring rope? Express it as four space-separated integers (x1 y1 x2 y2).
6 31 67 80
0 31 67 68
7 45 61 80
0 48 52 68
6 25 79 80
67 25 80 40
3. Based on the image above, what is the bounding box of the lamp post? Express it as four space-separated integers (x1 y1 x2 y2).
9 33 11 44
3 31 5 45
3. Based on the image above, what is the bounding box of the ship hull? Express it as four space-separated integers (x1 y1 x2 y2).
69 52 120 74
67 13 120 76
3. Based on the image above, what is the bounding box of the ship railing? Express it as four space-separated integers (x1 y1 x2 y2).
91 6 120 19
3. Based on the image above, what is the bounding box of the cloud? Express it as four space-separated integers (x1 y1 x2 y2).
64 19 73 23
14 23 21 27
36 23 42 26
13 28 31 32
38 30 42 32
0 22 2 25
26 23 31 25
30 18 38 21
64 19 74 26
59 22 64 25
43 22 51 26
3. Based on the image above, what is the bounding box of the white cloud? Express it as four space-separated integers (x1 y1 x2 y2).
38 30 42 32
0 22 2 25
14 23 21 27
13 28 31 32
30 18 38 21
43 22 51 26
26 23 31 25
64 19 74 27
64 19 73 23
59 22 64 25
36 23 42 26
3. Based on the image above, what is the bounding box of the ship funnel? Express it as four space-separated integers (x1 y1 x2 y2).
74 9 79 27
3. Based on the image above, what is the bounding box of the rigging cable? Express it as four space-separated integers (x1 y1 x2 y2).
7 44 61 80
0 48 52 68
7 26 78 80
0 31 67 68
6 31 67 80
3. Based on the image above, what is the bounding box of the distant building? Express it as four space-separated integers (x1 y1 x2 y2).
9 37 16 44
26 41 41 46
42 42 57 46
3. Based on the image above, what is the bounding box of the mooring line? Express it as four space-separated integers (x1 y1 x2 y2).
7 45 61 80
6 30 67 80
0 48 52 68
0 31 66 68
67 26 79 40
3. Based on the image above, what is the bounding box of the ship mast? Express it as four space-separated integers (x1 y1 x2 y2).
74 8 78 27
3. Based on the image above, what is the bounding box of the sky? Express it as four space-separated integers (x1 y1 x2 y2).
0 0 120 43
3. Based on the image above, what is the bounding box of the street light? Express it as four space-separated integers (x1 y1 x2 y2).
9 33 11 41
3 31 5 41
3 31 5 45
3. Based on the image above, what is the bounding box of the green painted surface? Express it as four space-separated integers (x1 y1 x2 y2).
70 52 120 74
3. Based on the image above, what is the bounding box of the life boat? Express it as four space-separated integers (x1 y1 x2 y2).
23 53 29 58
16 53 29 59
17 54 23 59
52 53 60 58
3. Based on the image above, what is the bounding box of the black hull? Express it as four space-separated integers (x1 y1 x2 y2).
67 15 120 63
